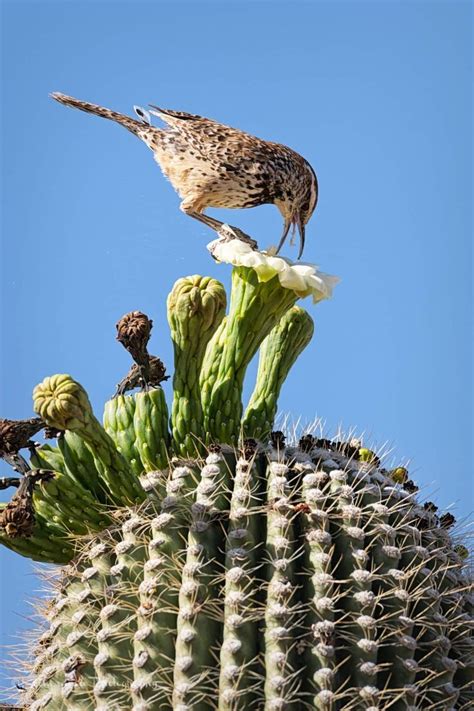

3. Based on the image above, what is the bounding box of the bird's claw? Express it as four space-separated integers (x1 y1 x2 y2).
218 224 259 251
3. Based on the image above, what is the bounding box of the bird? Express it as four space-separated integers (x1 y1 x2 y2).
51 92 318 259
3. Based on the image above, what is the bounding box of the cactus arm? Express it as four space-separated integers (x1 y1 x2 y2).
242 306 314 440
33 374 145 504
168 275 226 457
218 447 264 709
133 389 170 471
199 316 227 429
103 394 144 478
201 267 297 444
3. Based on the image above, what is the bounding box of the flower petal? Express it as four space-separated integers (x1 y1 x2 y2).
208 235 339 302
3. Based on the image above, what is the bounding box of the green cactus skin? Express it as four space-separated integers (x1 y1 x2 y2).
198 316 228 435
103 394 143 479
133 389 170 472
103 389 171 480
31 441 111 535
200 267 298 445
167 275 227 458
242 306 314 440
20 444 473 711
31 471 111 536
33 374 145 505
31 434 106 506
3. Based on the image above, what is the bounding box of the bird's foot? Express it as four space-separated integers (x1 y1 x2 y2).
218 223 259 251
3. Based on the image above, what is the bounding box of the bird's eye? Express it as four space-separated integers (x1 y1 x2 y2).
133 106 151 125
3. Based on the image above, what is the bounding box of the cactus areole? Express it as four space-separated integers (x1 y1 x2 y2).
1 237 472 710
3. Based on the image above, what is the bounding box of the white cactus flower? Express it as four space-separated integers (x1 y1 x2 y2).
208 235 339 303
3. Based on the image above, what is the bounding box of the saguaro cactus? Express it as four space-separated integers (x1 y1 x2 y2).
17 442 474 710
0 238 471 710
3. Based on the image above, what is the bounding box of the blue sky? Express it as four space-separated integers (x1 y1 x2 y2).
1 0 472 694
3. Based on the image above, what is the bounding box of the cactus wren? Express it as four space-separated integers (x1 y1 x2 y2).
51 93 318 259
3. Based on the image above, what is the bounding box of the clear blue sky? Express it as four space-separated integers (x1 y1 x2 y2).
1 0 472 694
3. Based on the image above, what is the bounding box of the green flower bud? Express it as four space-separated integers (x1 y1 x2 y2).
33 374 93 432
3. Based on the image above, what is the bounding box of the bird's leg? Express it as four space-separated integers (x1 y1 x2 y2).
181 203 259 250
191 211 259 250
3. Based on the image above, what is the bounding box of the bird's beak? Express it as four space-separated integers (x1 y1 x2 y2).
275 218 292 255
297 221 306 260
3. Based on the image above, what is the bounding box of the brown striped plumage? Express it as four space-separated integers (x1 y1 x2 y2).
51 92 318 258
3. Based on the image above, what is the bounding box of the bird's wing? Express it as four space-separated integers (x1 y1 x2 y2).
148 105 208 127
148 104 274 170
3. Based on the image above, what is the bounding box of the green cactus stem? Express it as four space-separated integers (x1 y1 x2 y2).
133 388 170 472
33 374 145 505
242 305 314 440
104 388 170 481
32 470 111 536
103 393 143 478
168 275 227 458
201 267 298 445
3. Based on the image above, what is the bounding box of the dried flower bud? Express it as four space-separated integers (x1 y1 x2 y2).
116 311 153 365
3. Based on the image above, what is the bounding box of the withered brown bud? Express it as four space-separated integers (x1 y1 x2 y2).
0 417 44 458
116 311 153 365
0 496 36 537
423 501 439 513
0 469 54 538
404 479 419 493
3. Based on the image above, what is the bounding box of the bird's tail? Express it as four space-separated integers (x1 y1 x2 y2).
51 92 144 135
